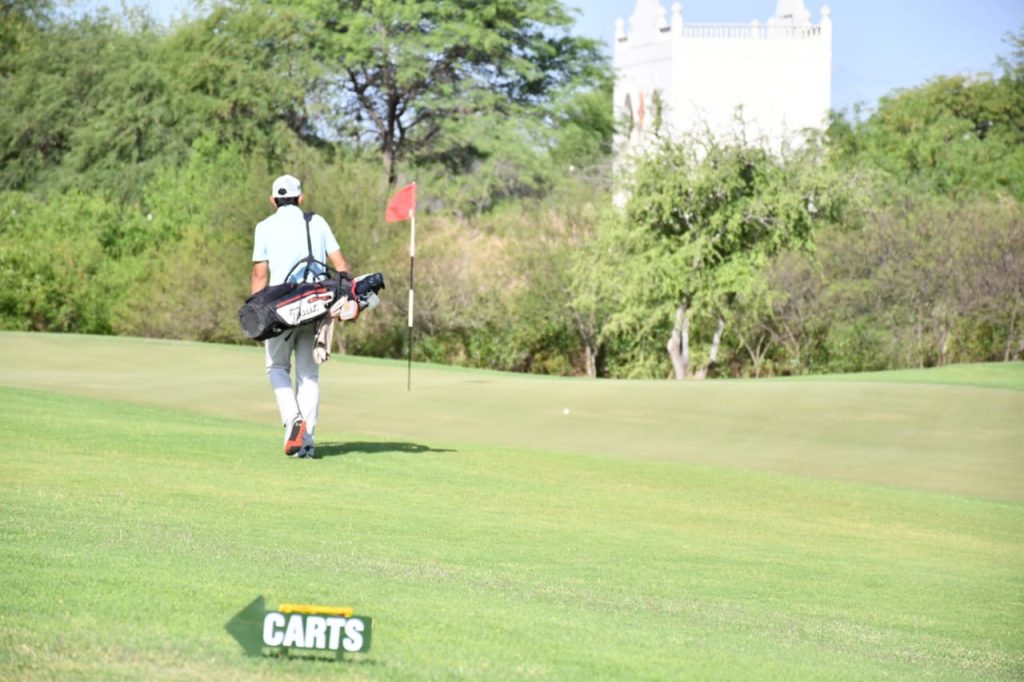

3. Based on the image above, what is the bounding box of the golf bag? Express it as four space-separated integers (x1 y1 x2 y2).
238 212 385 341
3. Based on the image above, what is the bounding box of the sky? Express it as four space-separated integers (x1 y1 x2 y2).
566 0 1024 113
82 0 1024 114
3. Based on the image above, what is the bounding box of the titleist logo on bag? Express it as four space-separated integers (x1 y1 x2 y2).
274 286 334 326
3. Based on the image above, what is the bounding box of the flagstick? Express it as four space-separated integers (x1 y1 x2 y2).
407 209 415 391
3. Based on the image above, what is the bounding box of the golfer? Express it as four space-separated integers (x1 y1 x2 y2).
251 174 351 458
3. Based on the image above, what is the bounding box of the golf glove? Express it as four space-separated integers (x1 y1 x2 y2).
330 296 360 321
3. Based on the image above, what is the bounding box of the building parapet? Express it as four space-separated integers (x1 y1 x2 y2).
677 23 822 40
616 3 831 44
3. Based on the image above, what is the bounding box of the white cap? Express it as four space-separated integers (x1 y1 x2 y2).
271 174 302 199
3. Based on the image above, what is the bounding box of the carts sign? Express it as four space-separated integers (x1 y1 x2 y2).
226 596 372 659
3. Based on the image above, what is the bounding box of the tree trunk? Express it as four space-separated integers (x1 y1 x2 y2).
745 334 772 378
775 321 802 373
1012 313 1024 362
915 320 924 368
1006 308 1018 362
666 300 690 380
574 311 601 379
584 342 597 379
383 146 396 186
334 324 346 355
694 317 725 380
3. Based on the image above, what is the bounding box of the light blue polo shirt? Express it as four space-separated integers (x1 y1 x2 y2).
252 205 341 285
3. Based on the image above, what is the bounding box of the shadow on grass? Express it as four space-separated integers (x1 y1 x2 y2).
315 441 455 458
261 650 381 668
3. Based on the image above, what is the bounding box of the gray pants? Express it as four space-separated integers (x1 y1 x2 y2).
265 323 319 443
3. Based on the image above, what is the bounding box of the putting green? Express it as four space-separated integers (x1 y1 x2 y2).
1 332 1021 501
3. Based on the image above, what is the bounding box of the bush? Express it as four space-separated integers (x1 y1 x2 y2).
0 190 137 334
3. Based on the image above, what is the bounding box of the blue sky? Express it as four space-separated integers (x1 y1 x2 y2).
83 0 1023 114
566 1 1024 114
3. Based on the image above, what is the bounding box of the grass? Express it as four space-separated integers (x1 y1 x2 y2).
0 332 1022 680
785 361 1024 392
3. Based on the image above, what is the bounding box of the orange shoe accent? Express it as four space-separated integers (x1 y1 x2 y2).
284 420 307 456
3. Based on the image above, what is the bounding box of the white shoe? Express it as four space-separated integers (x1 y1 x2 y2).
297 444 315 459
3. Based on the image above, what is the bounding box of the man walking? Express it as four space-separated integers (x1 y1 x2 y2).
251 174 351 458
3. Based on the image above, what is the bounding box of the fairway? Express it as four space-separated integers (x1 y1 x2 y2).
1 332 1022 680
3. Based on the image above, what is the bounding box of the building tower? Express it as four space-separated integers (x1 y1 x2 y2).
613 0 832 154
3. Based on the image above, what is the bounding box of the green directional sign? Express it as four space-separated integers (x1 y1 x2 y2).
226 596 373 658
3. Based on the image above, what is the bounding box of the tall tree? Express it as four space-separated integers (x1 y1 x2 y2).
163 3 324 153
0 3 328 199
0 13 178 197
282 0 605 183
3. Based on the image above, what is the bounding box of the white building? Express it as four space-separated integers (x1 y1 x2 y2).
613 0 832 153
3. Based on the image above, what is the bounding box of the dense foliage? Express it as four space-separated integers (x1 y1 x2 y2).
0 3 1020 377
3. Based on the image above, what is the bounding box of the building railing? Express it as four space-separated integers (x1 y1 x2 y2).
678 23 822 40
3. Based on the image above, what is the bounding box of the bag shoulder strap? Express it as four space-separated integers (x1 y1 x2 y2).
303 211 315 259
283 211 329 284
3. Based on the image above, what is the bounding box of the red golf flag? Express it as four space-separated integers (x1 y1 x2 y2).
385 182 416 222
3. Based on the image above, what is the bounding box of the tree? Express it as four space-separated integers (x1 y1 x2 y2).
829 30 1024 203
0 14 145 193
0 190 129 334
0 4 326 201
567 199 619 378
0 0 52 70
949 199 1024 362
548 71 615 175
281 0 605 184
724 262 775 378
615 135 845 379
164 3 325 153
761 249 827 374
